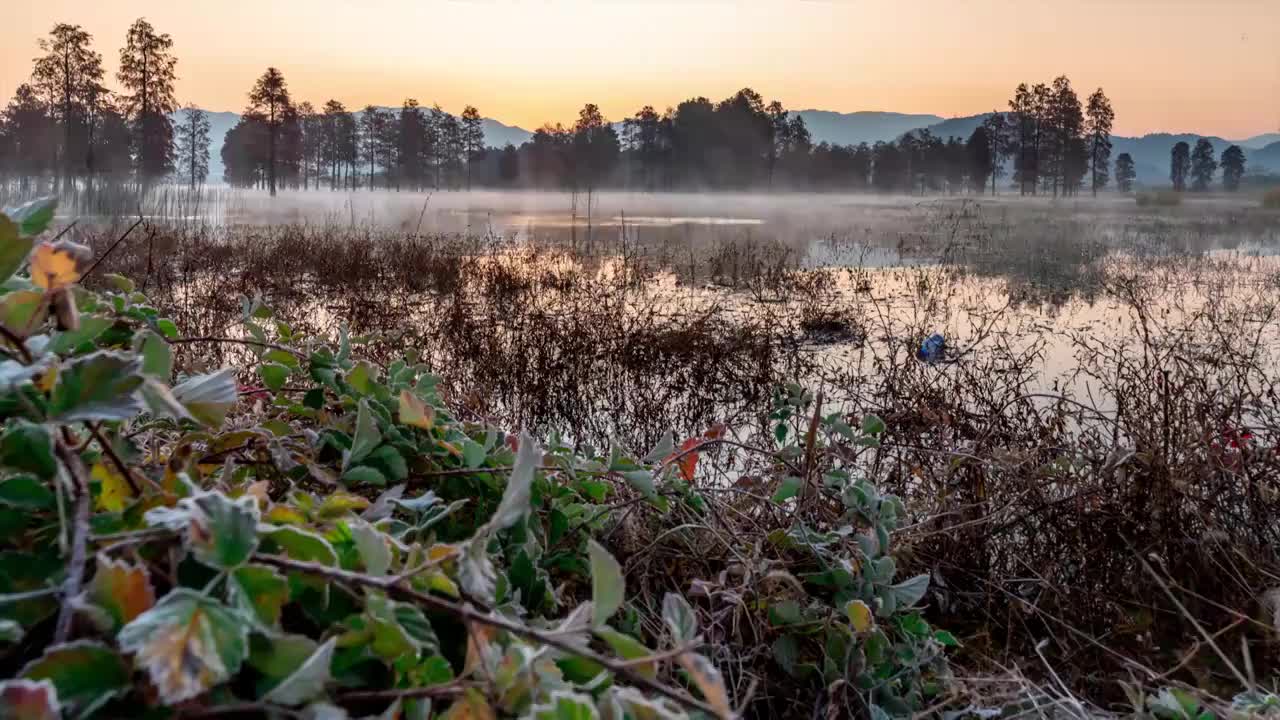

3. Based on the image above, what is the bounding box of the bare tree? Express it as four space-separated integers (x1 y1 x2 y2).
173 103 210 190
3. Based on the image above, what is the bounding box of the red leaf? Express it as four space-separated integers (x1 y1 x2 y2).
674 438 701 482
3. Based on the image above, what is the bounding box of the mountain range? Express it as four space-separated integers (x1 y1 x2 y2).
189 108 1279 187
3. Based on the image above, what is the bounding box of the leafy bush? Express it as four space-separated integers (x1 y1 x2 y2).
1136 190 1183 207
0 199 956 718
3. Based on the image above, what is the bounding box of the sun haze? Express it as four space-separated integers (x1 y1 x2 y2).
2 0 1278 137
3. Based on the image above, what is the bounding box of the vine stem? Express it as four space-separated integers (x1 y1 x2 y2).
52 439 93 643
252 553 724 718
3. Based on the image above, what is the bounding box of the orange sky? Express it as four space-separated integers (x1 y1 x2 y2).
3 0 1278 139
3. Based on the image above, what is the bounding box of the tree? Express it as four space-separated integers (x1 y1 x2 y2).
245 67 292 196
2 84 54 191
966 126 993 193
359 105 387 189
1221 145 1246 191
1008 83 1050 195
397 99 428 191
1084 88 1113 195
571 103 620 195
173 104 210 189
1189 138 1217 191
32 24 104 187
1115 152 1136 192
1170 141 1191 191
460 105 484 190
980 112 1012 195
118 18 177 180
1045 76 1084 196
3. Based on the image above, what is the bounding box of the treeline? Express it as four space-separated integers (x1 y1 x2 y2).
0 21 213 194
221 73 1121 196
2 21 1144 196
1168 138 1248 192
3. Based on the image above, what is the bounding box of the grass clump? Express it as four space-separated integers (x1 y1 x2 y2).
1136 190 1183 207
1263 187 1280 209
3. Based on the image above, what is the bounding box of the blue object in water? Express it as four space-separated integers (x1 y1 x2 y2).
917 333 946 363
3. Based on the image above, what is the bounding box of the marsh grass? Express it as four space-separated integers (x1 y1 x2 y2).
69 199 1280 709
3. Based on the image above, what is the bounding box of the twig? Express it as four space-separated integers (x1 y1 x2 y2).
338 680 473 703
167 336 301 356
53 439 92 643
253 553 722 718
0 587 59 604
0 324 32 363
81 216 145 283
90 423 142 495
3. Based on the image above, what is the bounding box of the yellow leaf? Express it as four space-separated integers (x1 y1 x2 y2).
92 462 134 512
264 505 306 525
846 599 874 633
399 390 434 430
315 491 370 520
427 543 459 563
30 241 87 289
441 688 496 720
676 651 733 719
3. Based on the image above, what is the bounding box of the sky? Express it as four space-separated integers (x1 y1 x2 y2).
3 0 1279 139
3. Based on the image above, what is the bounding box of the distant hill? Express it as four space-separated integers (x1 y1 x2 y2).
796 110 944 146
1240 133 1280 149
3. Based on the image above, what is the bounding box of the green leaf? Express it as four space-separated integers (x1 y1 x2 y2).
345 361 377 395
588 540 624 628
642 431 674 462
0 678 61 720
662 593 697 644
118 589 249 704
595 627 655 679
263 637 334 706
6 197 58 238
861 414 886 436
104 273 134 293
348 399 381 467
258 363 290 392
171 368 238 427
47 315 112 355
184 492 261 570
134 330 173 380
229 564 289 629
0 475 54 510
0 619 22 643
462 439 486 469
248 633 317 678
534 690 599 720
1 421 57 479
350 520 391 576
49 350 145 423
0 215 35 285
154 318 179 339
20 641 129 716
484 432 538 533
890 574 930 608
342 465 387 487
772 476 803 503
933 629 960 647
265 526 338 566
